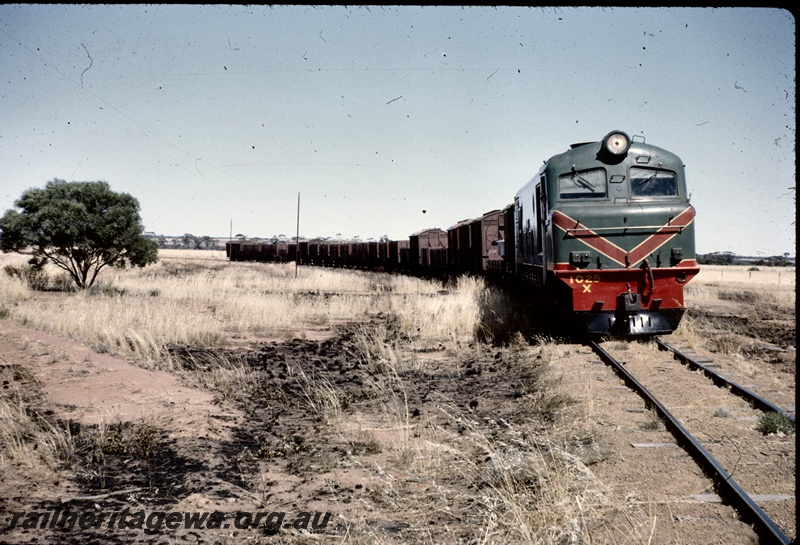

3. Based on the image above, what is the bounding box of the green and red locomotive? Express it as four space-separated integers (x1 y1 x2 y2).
508 130 698 335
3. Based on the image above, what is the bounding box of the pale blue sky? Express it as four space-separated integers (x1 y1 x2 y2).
0 5 795 255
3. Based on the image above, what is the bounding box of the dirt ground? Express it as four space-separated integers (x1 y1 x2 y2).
0 269 795 544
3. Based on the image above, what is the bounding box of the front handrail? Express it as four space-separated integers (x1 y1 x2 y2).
642 258 654 296
565 225 684 234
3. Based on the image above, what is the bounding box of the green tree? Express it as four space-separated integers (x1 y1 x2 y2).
0 179 158 289
201 235 214 250
181 233 198 249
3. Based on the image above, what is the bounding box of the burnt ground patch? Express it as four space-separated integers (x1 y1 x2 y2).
686 303 796 374
202 316 563 538
4 422 209 545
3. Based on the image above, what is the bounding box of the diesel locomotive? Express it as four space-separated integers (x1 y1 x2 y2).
510 130 698 335
226 130 699 337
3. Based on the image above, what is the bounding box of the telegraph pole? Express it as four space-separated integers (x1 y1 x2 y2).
295 192 300 278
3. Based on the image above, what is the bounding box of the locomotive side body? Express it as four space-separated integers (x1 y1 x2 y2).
514 131 699 335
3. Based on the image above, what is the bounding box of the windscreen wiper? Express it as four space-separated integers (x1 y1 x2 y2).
635 164 662 187
571 166 596 192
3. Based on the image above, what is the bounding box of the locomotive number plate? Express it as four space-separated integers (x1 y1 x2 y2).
568 274 601 293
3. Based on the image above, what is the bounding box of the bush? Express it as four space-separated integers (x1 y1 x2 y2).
87 283 127 297
51 273 77 292
3 263 49 291
757 412 795 435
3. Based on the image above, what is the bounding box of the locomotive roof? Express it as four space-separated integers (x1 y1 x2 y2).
547 139 683 170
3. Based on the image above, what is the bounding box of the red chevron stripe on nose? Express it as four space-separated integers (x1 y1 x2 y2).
551 207 695 268
551 211 628 266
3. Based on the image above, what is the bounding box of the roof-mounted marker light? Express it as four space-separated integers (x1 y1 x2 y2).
602 130 631 156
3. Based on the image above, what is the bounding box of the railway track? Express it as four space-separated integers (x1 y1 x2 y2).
588 338 795 545
653 338 796 425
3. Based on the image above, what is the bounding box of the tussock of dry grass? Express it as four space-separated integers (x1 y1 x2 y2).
468 430 627 545
0 397 74 470
0 366 74 471
0 278 29 307
390 274 485 344
0 254 31 308
292 364 346 425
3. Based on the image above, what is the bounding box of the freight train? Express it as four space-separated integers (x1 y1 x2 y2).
227 130 699 337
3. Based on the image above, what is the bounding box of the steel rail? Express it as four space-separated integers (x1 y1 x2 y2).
655 338 796 424
588 340 792 545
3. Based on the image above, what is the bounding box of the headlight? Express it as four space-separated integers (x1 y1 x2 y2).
602 130 631 156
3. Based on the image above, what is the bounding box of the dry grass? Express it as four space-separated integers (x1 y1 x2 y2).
0 250 485 364
692 265 795 287
292 364 347 425
167 347 261 401
0 365 74 473
0 394 74 470
672 312 705 346
686 266 795 309
0 253 32 308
